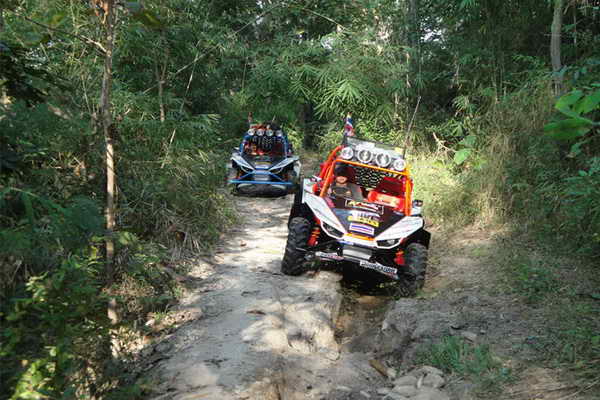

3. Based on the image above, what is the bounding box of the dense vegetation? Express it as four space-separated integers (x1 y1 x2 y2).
1 0 598 398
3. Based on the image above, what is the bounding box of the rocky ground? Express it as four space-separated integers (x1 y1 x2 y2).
137 189 594 400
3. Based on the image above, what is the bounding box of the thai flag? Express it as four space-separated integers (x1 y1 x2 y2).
344 114 355 137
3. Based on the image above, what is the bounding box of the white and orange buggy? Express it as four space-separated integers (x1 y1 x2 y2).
282 136 430 295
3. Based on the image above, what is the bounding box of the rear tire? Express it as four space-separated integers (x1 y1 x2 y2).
281 217 312 275
397 243 428 297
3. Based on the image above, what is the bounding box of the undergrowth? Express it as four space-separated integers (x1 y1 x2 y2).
416 335 514 396
0 102 238 398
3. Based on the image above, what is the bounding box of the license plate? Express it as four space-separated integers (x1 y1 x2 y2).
359 260 398 279
253 174 270 181
315 251 344 261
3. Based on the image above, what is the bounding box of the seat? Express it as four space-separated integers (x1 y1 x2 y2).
367 177 405 209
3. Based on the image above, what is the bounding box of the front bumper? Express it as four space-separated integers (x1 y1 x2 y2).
229 170 294 186
308 243 400 280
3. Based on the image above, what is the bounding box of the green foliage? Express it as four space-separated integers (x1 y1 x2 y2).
416 336 513 394
1 254 110 399
0 190 104 298
0 41 61 104
504 260 561 303
119 147 236 251
544 87 600 144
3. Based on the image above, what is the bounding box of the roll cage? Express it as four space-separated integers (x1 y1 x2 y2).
314 144 414 216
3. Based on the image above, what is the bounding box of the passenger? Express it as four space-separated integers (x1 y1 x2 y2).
329 163 363 200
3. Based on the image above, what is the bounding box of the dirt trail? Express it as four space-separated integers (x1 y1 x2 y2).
146 194 388 400
142 189 596 400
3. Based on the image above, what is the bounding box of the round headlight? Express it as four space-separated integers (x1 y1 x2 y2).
266 129 274 137
248 128 255 136
392 158 406 171
276 130 283 137
257 129 265 136
357 149 373 164
375 152 391 168
340 147 354 160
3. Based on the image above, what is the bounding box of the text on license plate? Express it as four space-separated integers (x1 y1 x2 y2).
359 260 398 278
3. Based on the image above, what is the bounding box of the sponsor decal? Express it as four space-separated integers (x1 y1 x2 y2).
359 260 398 279
348 212 380 227
350 210 379 218
345 199 381 213
349 223 375 236
315 251 344 261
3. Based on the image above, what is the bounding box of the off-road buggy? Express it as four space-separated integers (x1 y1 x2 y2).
282 136 431 295
227 121 301 195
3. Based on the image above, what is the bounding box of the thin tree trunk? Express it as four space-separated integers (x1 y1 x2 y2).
155 63 166 122
98 0 119 328
551 0 564 95
156 33 168 123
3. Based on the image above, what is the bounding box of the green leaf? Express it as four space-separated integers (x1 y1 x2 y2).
555 90 584 112
49 12 66 28
132 10 165 30
543 118 593 140
577 90 600 114
20 192 35 228
453 148 471 165
459 134 476 147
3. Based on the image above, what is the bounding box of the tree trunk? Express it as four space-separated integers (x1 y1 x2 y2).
551 0 564 95
98 0 119 328
156 33 168 123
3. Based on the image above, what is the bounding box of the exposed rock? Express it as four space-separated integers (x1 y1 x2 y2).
377 387 392 395
383 393 410 400
392 385 418 397
393 375 418 387
422 373 445 388
360 390 371 398
387 367 398 380
461 331 478 342
418 366 444 377
412 387 450 400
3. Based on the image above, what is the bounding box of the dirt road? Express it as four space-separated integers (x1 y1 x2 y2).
146 194 391 400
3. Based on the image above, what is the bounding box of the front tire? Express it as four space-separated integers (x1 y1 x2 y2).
397 243 428 297
281 217 312 275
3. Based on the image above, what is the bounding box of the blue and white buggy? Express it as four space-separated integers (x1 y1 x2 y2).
227 122 301 195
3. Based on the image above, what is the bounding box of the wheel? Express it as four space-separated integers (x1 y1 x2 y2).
285 170 299 194
281 217 313 275
227 168 239 182
397 243 428 297
287 188 303 226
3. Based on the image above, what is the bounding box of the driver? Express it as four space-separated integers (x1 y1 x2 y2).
329 163 363 200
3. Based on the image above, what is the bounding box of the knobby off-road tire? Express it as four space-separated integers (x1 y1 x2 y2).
281 217 312 276
397 242 428 297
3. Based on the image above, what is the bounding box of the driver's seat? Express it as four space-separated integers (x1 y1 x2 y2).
367 177 405 209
